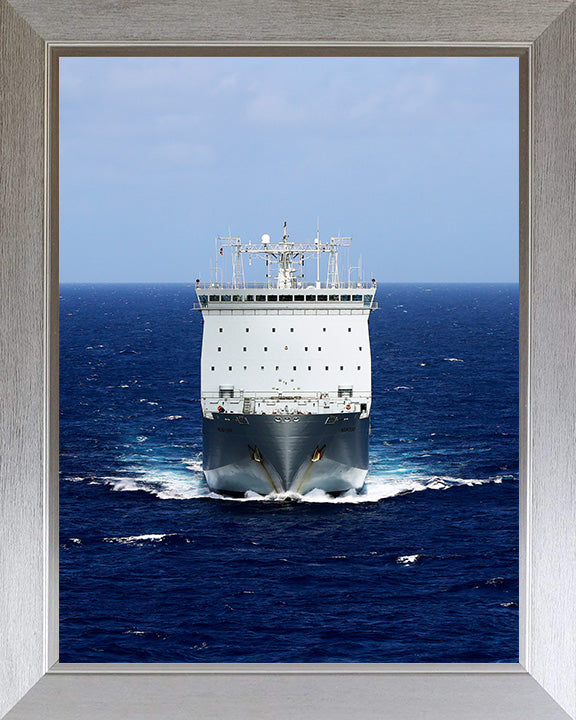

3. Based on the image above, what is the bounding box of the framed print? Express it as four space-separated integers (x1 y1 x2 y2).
1 1 576 719
56 52 520 667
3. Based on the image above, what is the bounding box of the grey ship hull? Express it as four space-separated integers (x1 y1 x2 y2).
202 412 369 495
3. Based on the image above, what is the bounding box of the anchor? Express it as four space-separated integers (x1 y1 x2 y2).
311 444 326 463
248 445 278 493
248 445 262 462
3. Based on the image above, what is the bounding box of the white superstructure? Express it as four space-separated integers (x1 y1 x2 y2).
196 224 377 418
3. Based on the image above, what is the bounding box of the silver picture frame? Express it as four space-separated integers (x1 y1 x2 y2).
1 1 575 718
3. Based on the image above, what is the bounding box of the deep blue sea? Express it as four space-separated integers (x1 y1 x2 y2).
59 284 518 663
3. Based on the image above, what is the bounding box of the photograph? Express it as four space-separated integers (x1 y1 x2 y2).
59 55 519 663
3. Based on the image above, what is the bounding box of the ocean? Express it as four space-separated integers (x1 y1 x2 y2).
59 283 519 663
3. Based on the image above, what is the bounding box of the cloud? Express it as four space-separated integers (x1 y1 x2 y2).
393 73 441 115
155 112 201 132
348 91 384 120
246 87 308 128
212 73 239 95
150 142 213 165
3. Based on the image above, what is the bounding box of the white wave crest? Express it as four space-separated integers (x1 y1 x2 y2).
69 455 510 506
104 533 167 544
201 473 507 505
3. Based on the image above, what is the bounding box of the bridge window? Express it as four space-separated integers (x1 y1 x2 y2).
342 295 351 301
256 295 266 302
233 295 243 302
294 295 304 301
364 295 372 306
352 295 362 302
279 295 292 302
222 295 231 302
246 295 254 301
209 295 219 302
267 295 277 302
329 295 338 301
307 295 316 301
317 295 327 301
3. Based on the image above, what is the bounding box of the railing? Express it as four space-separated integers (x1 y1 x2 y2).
201 390 371 416
201 390 371 401
195 281 376 290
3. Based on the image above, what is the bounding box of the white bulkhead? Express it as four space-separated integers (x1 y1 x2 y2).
195 226 377 418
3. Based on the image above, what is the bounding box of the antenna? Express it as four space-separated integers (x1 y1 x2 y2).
315 223 320 287
283 221 289 243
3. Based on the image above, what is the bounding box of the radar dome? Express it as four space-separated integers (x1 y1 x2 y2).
261 233 271 244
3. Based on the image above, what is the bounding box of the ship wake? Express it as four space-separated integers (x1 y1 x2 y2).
64 453 511 503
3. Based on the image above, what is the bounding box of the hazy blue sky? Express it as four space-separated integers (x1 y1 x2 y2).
60 56 518 283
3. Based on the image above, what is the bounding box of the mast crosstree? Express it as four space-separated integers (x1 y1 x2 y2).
217 222 352 290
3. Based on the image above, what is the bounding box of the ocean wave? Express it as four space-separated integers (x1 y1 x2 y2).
103 533 191 546
226 473 506 505
64 457 510 505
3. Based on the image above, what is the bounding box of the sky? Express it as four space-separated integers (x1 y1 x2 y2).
59 56 518 283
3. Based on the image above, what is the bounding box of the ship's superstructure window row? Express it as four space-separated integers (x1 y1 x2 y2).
210 364 363 372
197 293 375 307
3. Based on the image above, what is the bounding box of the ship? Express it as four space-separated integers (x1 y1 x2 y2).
195 222 377 496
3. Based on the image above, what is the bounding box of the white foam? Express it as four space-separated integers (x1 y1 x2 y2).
99 470 507 504
104 533 169 544
444 357 464 362
77 451 510 505
163 415 183 420
397 554 420 565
